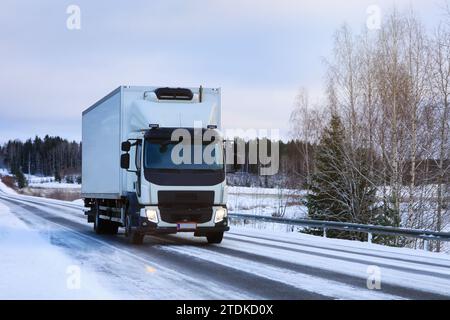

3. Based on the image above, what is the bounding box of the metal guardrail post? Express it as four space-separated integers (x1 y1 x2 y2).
368 232 372 244
424 240 430 251
323 228 327 238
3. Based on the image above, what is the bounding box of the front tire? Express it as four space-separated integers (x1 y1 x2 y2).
107 223 119 235
129 232 144 245
125 215 144 245
206 232 224 244
94 205 108 234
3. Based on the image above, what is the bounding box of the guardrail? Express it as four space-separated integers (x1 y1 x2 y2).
228 213 450 251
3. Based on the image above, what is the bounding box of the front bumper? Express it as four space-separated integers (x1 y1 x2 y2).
133 219 229 235
135 205 228 234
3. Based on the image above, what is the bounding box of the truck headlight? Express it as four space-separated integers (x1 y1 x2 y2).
214 207 227 223
145 209 158 223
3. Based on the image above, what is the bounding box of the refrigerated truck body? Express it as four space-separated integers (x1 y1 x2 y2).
82 86 229 244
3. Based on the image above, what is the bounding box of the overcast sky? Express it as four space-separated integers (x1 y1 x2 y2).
0 0 446 143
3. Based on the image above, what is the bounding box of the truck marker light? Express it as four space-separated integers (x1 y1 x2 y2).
214 208 227 223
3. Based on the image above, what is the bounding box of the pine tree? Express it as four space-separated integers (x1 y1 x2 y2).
54 170 62 183
305 115 350 230
11 164 27 189
373 196 401 245
304 114 383 240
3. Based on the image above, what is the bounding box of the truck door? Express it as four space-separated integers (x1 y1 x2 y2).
135 141 142 198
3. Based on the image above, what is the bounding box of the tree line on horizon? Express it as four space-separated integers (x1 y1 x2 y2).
0 134 315 186
0 135 82 187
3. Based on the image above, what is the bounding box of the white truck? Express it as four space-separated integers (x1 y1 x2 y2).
82 86 229 244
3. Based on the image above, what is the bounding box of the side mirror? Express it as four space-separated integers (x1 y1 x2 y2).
120 153 130 169
121 141 131 152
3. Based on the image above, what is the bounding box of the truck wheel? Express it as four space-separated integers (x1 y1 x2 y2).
206 232 224 244
107 223 119 235
125 215 144 244
94 209 108 234
129 232 144 245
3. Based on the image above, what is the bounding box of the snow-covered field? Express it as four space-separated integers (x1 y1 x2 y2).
0 172 81 201
228 186 307 219
25 174 81 189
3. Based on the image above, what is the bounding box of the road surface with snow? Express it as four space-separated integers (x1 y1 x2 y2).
0 184 449 300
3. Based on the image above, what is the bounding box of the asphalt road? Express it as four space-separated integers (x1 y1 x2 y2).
1 192 449 300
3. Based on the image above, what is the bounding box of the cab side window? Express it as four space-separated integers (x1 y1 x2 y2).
135 143 142 170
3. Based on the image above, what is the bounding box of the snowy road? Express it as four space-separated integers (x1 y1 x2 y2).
0 189 449 300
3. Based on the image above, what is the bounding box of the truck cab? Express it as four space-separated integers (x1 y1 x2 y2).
82 86 229 244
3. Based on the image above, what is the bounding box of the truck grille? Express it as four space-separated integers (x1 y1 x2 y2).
158 191 214 206
159 207 212 223
157 191 215 224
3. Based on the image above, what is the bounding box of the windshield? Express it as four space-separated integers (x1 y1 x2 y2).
144 140 224 171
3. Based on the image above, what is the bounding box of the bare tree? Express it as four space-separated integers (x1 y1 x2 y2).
403 13 431 229
327 24 361 148
289 88 325 186
431 24 450 251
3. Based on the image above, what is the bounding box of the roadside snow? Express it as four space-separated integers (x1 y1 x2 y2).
0 201 116 299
